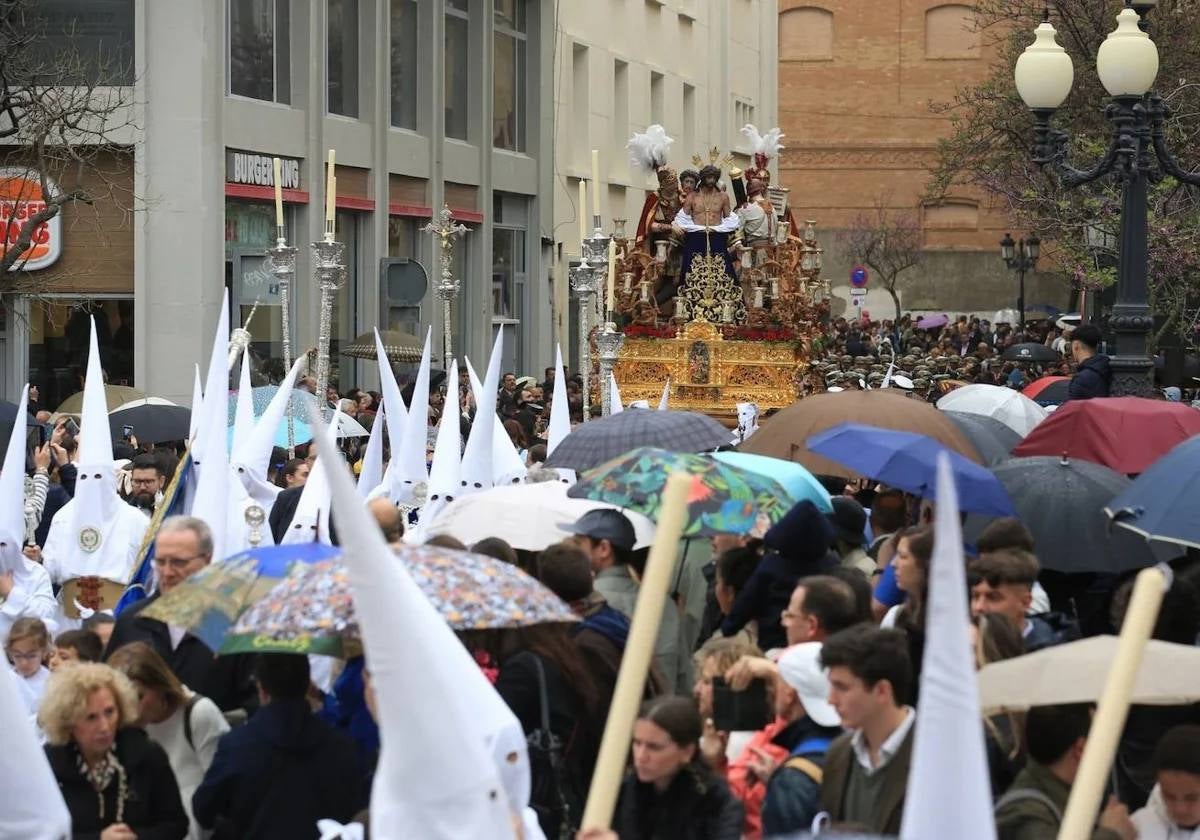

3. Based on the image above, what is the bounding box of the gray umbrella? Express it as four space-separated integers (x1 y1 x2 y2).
943 411 1021 466
967 456 1177 574
543 408 731 471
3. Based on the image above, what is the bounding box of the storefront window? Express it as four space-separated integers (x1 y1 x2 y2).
492 192 527 371
28 298 133 412
224 199 296 380
328 0 359 118
228 0 290 104
390 0 418 130
493 0 526 152
330 210 359 391
444 0 470 141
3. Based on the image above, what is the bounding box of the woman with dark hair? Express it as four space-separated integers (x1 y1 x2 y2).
880 526 933 699
613 696 743 840
470 624 602 839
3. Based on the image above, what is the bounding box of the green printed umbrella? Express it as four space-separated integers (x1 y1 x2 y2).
567 446 795 538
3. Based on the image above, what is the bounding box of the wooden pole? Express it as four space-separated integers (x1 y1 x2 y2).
579 473 691 830
1058 565 1170 840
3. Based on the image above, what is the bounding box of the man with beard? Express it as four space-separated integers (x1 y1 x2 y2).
675 164 742 322
127 453 166 513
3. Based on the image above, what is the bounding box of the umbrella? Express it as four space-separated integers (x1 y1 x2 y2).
977 456 1171 574
1001 342 1060 363
916 314 948 330
542 408 730 471
1012 397 1200 474
226 385 319 424
568 447 796 538
226 387 369 448
739 389 981 479
340 329 424 364
942 411 1021 466
422 480 658 550
1022 375 1070 406
55 384 146 414
936 383 1048 437
710 451 833 513
806 423 1014 517
0 399 38 446
993 308 1020 326
227 546 579 651
1106 434 1200 551
978 636 1200 715
108 399 190 444
138 543 340 652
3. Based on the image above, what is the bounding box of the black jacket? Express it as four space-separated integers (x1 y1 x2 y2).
268 485 339 545
104 594 256 713
613 765 743 840
192 697 364 840
45 727 189 840
1067 354 1112 400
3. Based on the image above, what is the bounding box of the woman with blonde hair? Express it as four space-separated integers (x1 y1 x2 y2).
108 642 229 839
39 662 188 840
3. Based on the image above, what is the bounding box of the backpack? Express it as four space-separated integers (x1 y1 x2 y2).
781 736 833 785
994 787 1062 822
525 657 582 840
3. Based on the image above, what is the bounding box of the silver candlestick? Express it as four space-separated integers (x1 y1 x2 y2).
584 223 612 328
569 257 598 422
311 233 347 419
228 301 257 371
597 322 625 417
267 228 298 454
422 205 469 366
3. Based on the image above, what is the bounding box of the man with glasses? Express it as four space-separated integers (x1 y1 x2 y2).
103 516 256 712
127 453 166 513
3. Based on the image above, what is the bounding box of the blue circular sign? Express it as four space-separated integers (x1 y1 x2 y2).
850 265 869 288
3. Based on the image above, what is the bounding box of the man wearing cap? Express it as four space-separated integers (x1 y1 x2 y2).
759 643 844 837
827 498 875 578
564 509 691 694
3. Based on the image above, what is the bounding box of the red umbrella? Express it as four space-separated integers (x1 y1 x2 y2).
1022 376 1070 406
1011 397 1200 474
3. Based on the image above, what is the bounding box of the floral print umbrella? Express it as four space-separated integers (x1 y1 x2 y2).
567 447 795 538
224 544 578 655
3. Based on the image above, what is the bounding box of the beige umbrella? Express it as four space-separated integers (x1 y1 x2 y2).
55 384 146 415
978 635 1200 715
340 329 423 364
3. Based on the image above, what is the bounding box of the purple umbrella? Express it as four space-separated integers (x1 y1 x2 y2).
916 313 949 330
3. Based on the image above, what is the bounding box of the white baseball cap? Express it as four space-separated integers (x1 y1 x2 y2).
777 642 841 728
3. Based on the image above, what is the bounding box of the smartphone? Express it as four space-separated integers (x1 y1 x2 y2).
711 676 769 733
122 424 134 440
63 418 80 437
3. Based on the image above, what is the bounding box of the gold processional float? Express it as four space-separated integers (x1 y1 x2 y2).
582 124 831 426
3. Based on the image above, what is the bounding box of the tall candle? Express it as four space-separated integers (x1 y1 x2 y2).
325 149 337 223
590 149 601 218
578 179 588 247
273 157 284 228
606 239 616 311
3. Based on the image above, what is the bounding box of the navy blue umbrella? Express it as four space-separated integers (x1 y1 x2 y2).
807 422 1015 517
1106 434 1200 552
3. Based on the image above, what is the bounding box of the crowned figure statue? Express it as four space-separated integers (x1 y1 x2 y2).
674 150 745 323
629 125 685 307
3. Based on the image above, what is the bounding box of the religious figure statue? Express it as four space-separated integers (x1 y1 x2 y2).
629 125 685 310
674 158 745 323
740 124 802 241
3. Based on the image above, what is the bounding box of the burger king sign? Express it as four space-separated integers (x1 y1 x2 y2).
0 168 62 272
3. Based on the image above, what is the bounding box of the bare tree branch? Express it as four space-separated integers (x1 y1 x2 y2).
837 194 924 322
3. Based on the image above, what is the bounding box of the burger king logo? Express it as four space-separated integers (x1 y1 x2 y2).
0 168 63 272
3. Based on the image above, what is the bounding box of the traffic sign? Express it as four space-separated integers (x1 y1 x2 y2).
850 265 869 288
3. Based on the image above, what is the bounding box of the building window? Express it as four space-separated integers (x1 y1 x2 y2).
28 299 134 411
925 5 980 59
328 0 359 118
779 7 833 61
228 0 290 103
23 0 135 86
390 0 419 129
734 98 755 131
682 82 696 155
330 209 360 390
445 0 470 141
492 193 527 371
493 0 527 151
650 71 664 125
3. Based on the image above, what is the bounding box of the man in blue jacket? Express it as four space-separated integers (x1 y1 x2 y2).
1067 324 1112 400
194 654 364 840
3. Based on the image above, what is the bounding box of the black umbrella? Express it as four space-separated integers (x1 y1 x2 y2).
943 411 1021 466
108 400 191 445
0 399 38 446
1002 342 1060 363
543 408 731 471
967 456 1176 574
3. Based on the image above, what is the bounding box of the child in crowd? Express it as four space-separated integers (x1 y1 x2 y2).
48 629 104 670
5 616 52 715
1132 724 1200 840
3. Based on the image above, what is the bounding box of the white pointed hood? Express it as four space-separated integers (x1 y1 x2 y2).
391 327 433 504
609 373 624 414
419 360 461 527
188 364 203 442
374 328 409 502
658 378 670 410
232 351 255 446
0 385 30 573
465 357 525 487
280 408 341 545
313 413 521 839
190 293 232 562
231 357 305 509
459 332 502 495
546 346 575 485
900 453 997 840
72 317 122 557
1 669 72 838
356 403 387 500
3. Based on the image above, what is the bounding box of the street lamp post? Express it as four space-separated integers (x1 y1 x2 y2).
999 232 1040 338
1013 2 1200 396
